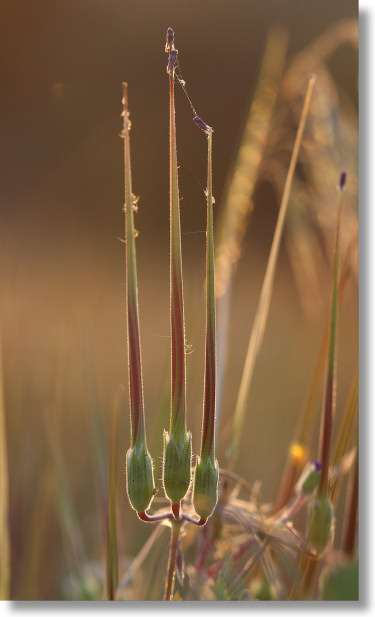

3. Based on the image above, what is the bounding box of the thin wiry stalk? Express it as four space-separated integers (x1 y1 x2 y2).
0 331 10 600
317 184 344 497
227 74 316 465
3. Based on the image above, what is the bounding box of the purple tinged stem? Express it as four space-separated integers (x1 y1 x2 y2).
317 175 345 496
122 83 146 449
201 131 216 460
168 53 187 437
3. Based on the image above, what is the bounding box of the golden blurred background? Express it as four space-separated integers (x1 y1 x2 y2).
0 0 358 599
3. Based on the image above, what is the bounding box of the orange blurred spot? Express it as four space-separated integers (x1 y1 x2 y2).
289 442 307 463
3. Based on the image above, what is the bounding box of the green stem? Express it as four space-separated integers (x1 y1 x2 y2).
164 520 182 601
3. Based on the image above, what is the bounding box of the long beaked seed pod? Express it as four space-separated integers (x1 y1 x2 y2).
193 128 219 523
122 84 155 515
163 30 192 513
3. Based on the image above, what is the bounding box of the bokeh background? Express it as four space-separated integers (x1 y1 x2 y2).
0 0 358 600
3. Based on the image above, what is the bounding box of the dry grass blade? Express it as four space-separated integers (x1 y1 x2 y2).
227 75 316 465
0 330 10 600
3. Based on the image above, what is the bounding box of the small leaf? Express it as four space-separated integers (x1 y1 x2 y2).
320 561 359 601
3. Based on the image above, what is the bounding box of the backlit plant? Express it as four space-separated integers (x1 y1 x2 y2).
124 28 218 600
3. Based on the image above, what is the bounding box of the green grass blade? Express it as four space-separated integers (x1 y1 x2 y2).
227 75 316 465
106 387 122 600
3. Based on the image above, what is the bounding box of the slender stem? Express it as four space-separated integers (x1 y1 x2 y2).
168 68 187 438
201 130 216 460
317 190 343 497
122 83 146 449
181 512 206 526
164 520 182 600
228 74 316 465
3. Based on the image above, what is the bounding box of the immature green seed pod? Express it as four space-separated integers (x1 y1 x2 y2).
163 431 192 505
295 460 322 496
193 455 219 521
126 444 155 513
307 494 334 556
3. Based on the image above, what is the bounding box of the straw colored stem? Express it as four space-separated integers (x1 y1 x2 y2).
228 75 316 464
